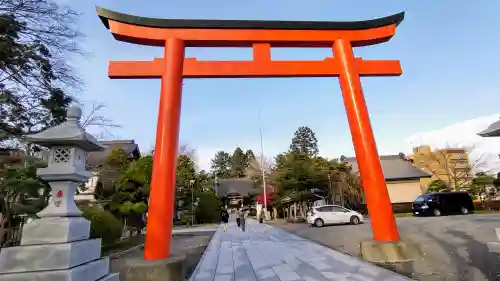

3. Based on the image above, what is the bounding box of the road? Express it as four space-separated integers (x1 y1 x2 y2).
276 214 500 281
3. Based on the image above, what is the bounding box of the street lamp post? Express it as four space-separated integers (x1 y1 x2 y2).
189 179 196 226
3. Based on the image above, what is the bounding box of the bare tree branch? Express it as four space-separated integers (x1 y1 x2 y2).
78 102 120 140
411 143 494 191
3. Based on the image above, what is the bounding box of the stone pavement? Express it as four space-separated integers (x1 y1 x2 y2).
190 218 414 281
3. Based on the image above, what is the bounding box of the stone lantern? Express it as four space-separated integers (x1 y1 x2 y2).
0 105 118 281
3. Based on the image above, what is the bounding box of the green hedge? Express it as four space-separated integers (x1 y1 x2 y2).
82 206 123 245
195 192 221 224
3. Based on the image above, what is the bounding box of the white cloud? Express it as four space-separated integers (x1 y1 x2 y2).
404 114 500 174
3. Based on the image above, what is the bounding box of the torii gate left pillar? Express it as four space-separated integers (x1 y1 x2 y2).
97 7 420 263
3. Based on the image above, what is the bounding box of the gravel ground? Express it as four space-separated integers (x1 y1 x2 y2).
109 233 214 280
276 214 500 281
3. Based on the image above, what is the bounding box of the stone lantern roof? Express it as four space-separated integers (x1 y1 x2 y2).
25 105 105 152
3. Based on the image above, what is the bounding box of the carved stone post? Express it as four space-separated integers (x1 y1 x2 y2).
0 105 118 281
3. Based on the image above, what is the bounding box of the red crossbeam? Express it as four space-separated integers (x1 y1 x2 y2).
108 58 401 79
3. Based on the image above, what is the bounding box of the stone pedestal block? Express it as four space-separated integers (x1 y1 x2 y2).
488 241 500 253
21 217 90 245
0 239 101 273
37 181 84 217
123 256 185 281
0 257 109 281
360 239 421 263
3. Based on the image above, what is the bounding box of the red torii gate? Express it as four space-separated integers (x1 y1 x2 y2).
97 7 405 261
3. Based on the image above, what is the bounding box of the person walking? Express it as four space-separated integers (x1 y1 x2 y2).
235 208 241 227
220 208 229 232
239 208 248 232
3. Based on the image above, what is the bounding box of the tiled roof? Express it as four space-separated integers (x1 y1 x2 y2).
217 178 256 197
478 119 500 137
345 155 431 181
86 140 140 168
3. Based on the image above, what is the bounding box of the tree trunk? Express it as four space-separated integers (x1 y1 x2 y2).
483 186 489 210
331 182 337 204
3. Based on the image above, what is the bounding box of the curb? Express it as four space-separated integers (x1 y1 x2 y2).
108 230 217 259
109 243 144 259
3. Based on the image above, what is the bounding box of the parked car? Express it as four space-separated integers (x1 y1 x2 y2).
306 205 363 227
412 191 474 216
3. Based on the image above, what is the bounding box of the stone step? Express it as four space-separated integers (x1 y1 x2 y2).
488 242 500 253
0 239 102 273
97 273 119 281
21 217 90 246
0 257 109 281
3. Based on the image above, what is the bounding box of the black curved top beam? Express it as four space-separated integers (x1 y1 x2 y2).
96 7 404 31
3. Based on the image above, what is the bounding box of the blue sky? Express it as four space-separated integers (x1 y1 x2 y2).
64 0 500 170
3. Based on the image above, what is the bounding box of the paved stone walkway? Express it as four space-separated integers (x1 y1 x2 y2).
190 219 414 281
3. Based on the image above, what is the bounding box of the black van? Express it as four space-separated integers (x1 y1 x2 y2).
412 191 474 216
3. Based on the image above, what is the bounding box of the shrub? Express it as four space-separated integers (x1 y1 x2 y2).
82 206 123 245
132 202 148 214
195 192 221 224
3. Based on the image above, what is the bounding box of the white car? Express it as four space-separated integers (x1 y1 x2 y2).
306 205 364 227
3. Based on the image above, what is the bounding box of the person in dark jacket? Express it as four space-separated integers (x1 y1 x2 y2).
235 209 241 227
220 208 229 232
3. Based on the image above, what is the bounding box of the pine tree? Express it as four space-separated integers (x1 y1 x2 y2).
244 149 256 168
289 126 319 157
210 151 232 179
231 147 246 178
0 0 81 149
0 152 50 246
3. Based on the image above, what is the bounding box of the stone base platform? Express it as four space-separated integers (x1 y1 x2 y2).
360 240 422 264
0 258 112 281
121 256 185 281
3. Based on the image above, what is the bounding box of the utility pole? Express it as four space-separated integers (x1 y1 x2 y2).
258 108 268 220
340 173 345 207
213 173 219 195
327 173 333 204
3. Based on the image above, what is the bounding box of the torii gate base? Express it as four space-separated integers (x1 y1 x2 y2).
97 7 421 264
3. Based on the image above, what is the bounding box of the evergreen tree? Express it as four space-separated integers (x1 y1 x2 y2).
176 155 198 215
0 0 81 149
244 149 256 168
231 147 246 178
289 126 319 157
210 151 232 179
93 151 152 236
0 153 50 246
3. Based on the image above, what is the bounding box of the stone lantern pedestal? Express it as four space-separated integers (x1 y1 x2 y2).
0 106 118 281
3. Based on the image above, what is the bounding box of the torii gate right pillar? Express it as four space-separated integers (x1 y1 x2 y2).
334 38 399 242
